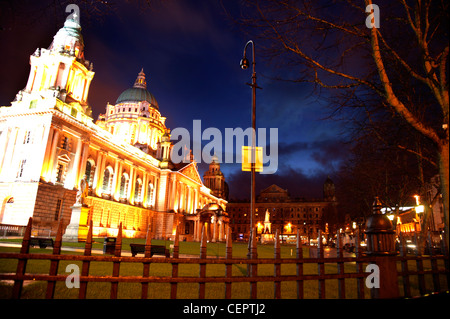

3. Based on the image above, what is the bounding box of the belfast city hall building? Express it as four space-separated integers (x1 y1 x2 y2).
0 16 228 242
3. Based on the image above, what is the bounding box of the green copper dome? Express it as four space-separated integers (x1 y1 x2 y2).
115 88 158 108
115 69 159 110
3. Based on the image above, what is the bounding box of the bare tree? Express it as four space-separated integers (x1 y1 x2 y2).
232 0 449 243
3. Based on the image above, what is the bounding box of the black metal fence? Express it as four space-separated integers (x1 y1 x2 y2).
0 217 448 299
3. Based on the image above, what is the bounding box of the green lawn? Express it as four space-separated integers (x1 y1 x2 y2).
0 239 447 299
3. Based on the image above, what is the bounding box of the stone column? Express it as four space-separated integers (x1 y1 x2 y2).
77 140 89 186
96 152 107 197
92 151 102 194
65 137 82 189
47 128 61 181
128 166 135 204
111 158 119 200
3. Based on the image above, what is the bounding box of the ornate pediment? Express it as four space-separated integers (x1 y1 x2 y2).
261 184 286 194
178 162 203 185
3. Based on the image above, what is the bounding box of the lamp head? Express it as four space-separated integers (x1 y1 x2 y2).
240 57 249 70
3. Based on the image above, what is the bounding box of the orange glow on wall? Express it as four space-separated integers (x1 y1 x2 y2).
400 222 420 233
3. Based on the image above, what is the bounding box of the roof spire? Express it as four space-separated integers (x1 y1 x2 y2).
133 68 147 89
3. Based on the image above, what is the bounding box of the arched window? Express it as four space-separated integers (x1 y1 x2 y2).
134 178 142 203
119 173 129 199
84 159 95 187
102 167 114 195
146 182 154 207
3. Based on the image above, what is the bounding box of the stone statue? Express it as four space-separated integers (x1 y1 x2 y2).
75 178 89 206
264 209 270 222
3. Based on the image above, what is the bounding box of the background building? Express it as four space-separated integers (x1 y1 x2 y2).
0 16 227 240
227 179 338 243
203 154 229 201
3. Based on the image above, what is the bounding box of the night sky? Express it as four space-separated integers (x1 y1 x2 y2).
0 0 350 200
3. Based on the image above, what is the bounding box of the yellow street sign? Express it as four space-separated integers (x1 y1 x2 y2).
242 146 263 172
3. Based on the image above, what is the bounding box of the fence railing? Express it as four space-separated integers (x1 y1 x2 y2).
0 217 448 299
0 224 27 237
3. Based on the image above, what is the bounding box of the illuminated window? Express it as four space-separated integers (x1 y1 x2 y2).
23 131 32 144
61 136 69 150
119 174 129 199
84 160 95 187
56 164 65 183
146 182 154 206
102 168 114 195
134 178 142 203
16 159 26 178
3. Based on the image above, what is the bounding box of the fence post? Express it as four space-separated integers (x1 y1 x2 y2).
12 217 32 299
427 231 441 292
274 229 281 299
141 223 153 299
365 197 399 299
199 224 207 299
399 232 411 298
225 226 233 299
110 223 122 299
249 227 258 299
79 220 93 299
171 225 180 299
46 219 64 299
355 228 365 299
336 229 345 299
317 229 325 299
296 229 304 299
413 232 426 295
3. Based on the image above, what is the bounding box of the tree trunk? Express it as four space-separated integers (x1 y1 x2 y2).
439 141 449 247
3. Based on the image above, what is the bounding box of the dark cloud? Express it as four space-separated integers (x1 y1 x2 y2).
226 166 330 201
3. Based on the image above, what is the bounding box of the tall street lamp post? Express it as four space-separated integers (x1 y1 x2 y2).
240 40 259 259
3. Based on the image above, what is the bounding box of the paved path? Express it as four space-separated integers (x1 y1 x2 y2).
0 241 215 258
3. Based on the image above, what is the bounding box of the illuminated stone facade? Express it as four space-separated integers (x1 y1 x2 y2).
227 183 337 243
0 16 226 240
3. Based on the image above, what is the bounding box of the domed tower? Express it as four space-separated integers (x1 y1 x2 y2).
98 69 167 157
13 14 94 117
323 176 336 202
203 155 227 200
